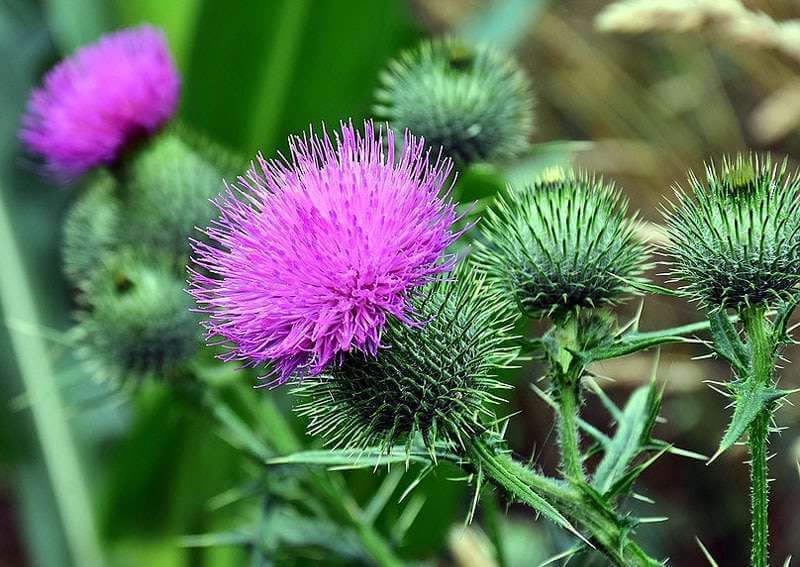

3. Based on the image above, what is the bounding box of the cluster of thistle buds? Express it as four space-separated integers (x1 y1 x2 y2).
20 22 800 567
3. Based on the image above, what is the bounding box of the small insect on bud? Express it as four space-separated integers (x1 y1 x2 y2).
292 268 518 452
76 252 199 384
663 154 800 311
474 168 651 320
375 38 534 165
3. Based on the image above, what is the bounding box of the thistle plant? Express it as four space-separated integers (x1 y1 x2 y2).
190 123 716 565
663 154 800 567
375 37 534 165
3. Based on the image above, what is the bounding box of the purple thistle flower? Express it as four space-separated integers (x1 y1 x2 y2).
20 25 179 180
190 120 459 384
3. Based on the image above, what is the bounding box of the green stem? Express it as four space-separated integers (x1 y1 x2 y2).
468 438 660 566
557 382 585 482
553 319 586 482
749 411 769 567
742 308 774 567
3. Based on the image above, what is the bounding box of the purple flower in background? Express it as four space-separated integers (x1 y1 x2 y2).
190 120 459 384
20 25 179 180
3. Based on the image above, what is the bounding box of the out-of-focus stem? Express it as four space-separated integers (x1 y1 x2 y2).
0 185 104 566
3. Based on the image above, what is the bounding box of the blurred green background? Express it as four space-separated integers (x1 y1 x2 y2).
1 0 799 565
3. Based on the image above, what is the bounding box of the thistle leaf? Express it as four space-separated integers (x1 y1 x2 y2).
592 382 659 494
266 447 445 468
710 382 792 463
773 294 800 343
708 310 749 372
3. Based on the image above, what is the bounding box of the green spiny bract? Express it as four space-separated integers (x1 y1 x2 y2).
663 154 800 311
76 251 200 384
292 269 518 452
121 130 227 256
474 169 650 320
62 171 120 291
374 38 534 165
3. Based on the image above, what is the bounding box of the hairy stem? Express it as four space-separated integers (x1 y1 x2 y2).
467 438 660 566
742 308 774 567
553 319 586 482
557 382 585 482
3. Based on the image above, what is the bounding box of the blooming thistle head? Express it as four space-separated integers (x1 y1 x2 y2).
20 25 179 180
375 38 534 165
293 268 518 451
76 252 199 384
663 154 800 311
474 168 651 319
189 120 460 384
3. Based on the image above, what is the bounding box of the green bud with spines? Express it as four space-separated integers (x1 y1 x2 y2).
663 153 800 311
76 251 200 384
474 168 651 319
292 268 518 452
121 130 230 256
62 171 120 291
375 37 534 165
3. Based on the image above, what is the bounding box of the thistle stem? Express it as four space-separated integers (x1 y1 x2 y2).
741 307 775 567
557 382 585 482
553 318 586 482
467 438 660 566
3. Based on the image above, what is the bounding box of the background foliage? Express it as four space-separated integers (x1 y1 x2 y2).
1 0 799 565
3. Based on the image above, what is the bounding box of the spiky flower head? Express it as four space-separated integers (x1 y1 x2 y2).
76 252 199 384
121 131 227 255
375 38 534 165
663 154 800 310
293 268 518 451
189 120 459 384
62 172 120 290
20 25 179 180
474 168 650 319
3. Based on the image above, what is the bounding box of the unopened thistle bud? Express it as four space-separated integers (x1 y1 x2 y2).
474 168 650 319
76 252 199 383
663 154 800 310
122 131 226 255
375 38 534 165
293 269 518 451
62 172 120 289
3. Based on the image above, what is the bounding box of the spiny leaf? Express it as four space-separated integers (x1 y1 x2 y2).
592 386 651 493
710 382 793 463
611 275 684 297
773 294 800 343
266 447 448 468
605 445 670 501
708 310 749 372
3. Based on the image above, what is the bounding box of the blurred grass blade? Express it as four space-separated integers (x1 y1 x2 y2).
0 183 104 566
